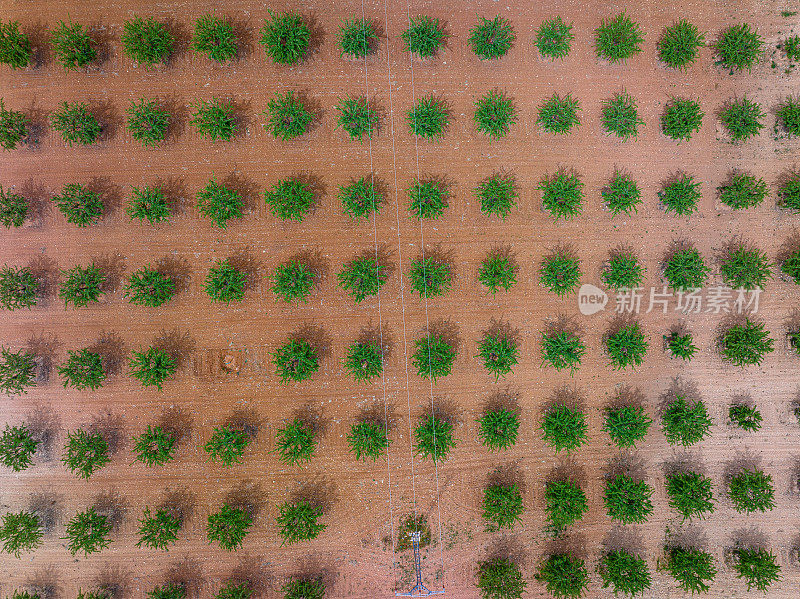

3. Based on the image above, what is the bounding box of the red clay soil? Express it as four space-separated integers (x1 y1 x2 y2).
2 0 800 597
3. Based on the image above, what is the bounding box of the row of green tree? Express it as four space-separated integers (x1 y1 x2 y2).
0 14 781 71
3 578 323 599
3 88 800 151
0 315 781 399
0 390 780 477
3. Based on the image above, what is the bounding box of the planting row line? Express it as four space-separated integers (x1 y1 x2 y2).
0 13 783 72
0 453 785 595
0 538 789 599
2 233 800 306
0 313 786 395
3 89 800 149
0 387 781 475
3 169 800 231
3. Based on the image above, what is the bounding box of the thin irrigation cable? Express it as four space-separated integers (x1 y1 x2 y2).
381 0 421 562
358 0 397 568
402 4 447 590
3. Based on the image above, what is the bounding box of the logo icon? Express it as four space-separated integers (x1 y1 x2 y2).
578 284 608 315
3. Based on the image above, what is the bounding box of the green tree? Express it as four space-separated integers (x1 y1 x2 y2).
264 177 315 221
136 507 181 550
535 16 573 59
479 252 516 293
541 405 586 453
535 553 589 598
121 17 173 65
602 171 642 215
275 418 315 465
664 247 708 290
63 507 111 556
662 395 712 446
339 176 381 220
124 266 176 307
129 347 176 390
335 95 377 142
133 425 177 466
658 19 705 69
715 23 762 71
58 348 105 390
539 171 583 220
207 503 252 551
126 99 170 146
595 12 643 62
409 257 451 297
0 185 27 228
265 91 313 140
474 90 516 139
276 500 325 544
51 20 96 69
412 333 456 381
216 581 252 599
659 174 701 215
477 558 526 599
541 330 585 373
477 332 518 381
776 97 800 137
604 474 653 523
414 414 455 462
0 424 38 471
469 16 514 60
476 407 519 451
719 172 768 210
539 250 581 296
729 469 775 513
127 185 170 224
338 256 387 302
601 91 643 140
605 322 648 369
147 583 186 599
0 21 31 70
664 331 697 360
283 578 325 599
720 320 774 367
272 260 315 303
602 250 644 290
666 471 714 520
204 259 247 303
190 99 236 141
720 245 771 290
729 403 762 431
0 347 36 395
0 511 42 557
272 339 319 382
401 16 445 57
537 93 580 134
731 548 781 592
598 550 652 598
476 173 517 219
661 546 716 594
52 183 103 226
343 340 382 382
0 265 38 310
0 99 29 150
192 14 237 62
50 102 102 146
63 429 110 479
482 483 523 530
339 18 377 58
408 178 448 218
603 404 651 449
407 95 449 139
661 98 703 142
259 11 309 64
204 424 252 467
347 419 389 461
196 180 243 228
720 97 764 142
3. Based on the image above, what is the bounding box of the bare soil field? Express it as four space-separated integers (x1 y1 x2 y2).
2 0 800 597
